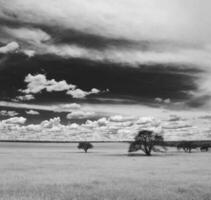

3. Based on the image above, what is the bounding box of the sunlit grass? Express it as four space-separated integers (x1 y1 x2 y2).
0 143 210 200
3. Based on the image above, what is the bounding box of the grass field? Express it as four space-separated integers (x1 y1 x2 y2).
0 142 211 200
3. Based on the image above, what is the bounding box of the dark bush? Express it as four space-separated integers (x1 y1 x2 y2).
77 142 93 153
177 141 198 153
200 144 210 152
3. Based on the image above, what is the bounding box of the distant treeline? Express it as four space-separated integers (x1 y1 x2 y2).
0 140 211 146
164 140 211 147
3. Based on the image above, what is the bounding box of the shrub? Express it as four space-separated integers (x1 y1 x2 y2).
77 142 93 153
200 144 210 152
128 130 166 156
177 141 198 153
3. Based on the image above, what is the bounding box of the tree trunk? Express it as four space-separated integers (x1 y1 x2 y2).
144 146 151 156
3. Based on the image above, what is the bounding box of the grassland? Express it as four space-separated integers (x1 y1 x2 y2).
0 142 210 200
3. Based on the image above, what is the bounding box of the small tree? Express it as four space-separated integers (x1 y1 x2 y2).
77 142 93 153
200 144 210 152
177 141 198 153
128 130 166 156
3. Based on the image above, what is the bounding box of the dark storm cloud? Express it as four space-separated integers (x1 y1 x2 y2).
0 53 199 105
0 0 211 109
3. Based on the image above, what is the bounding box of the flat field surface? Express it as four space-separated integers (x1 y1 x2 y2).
0 142 211 200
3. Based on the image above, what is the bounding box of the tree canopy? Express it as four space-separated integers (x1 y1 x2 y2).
128 130 166 156
77 142 93 153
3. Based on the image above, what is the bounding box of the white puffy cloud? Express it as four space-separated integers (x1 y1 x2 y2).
0 41 19 54
2 117 26 124
26 110 40 115
0 114 210 141
66 88 100 98
66 89 89 99
16 94 35 101
19 74 101 99
20 74 75 94
0 110 18 117
40 117 61 128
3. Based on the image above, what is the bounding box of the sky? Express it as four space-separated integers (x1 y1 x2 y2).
0 0 211 141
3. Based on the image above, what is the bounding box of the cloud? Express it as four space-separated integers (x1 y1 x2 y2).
0 113 211 141
1 0 211 108
0 101 59 112
2 27 51 45
66 88 100 98
0 41 19 54
0 110 18 117
167 115 184 122
59 103 81 110
1 0 211 43
40 117 61 128
19 73 101 99
1 1 211 67
66 111 96 119
155 97 171 104
16 94 35 101
26 110 40 115
22 49 35 57
0 101 82 113
109 115 136 122
2 117 26 124
44 44 211 70
20 74 75 94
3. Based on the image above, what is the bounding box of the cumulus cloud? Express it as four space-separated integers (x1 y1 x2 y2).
0 113 210 141
40 117 61 128
0 110 18 117
0 41 19 54
26 110 40 115
19 74 101 99
2 117 26 124
20 74 75 94
16 94 35 101
66 88 100 98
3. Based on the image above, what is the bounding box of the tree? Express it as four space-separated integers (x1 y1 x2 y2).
200 144 210 152
77 142 93 153
177 141 198 153
128 130 166 156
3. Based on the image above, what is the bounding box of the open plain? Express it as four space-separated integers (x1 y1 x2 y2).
0 142 210 200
